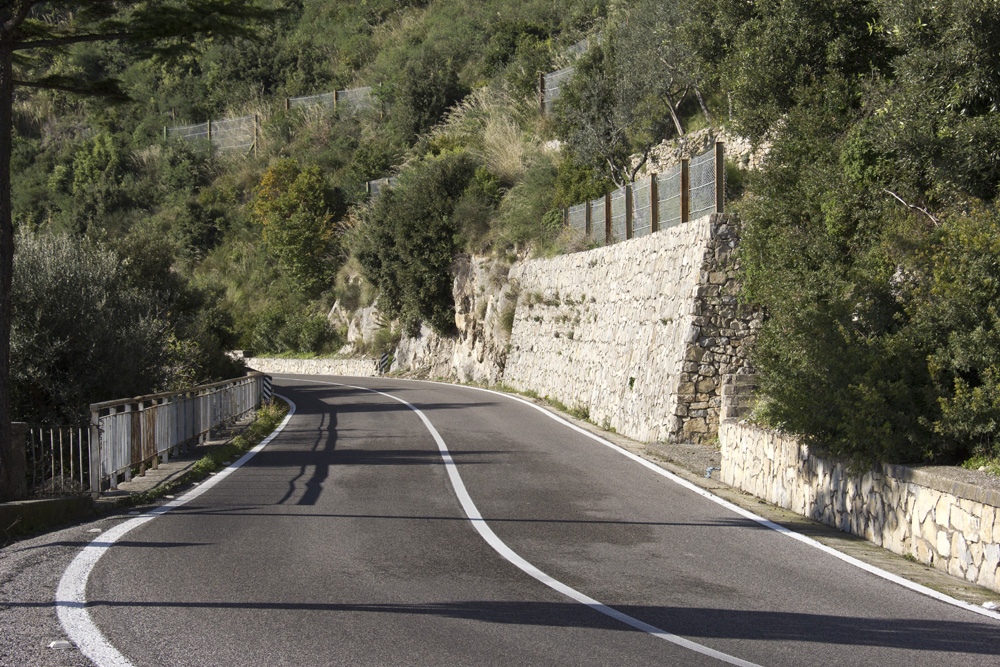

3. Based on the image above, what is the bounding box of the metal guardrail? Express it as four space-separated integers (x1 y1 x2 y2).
87 373 269 497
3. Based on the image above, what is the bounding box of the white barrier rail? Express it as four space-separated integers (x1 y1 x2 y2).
88 373 269 497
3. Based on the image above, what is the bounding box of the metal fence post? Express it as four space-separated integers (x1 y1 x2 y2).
538 72 545 112
604 193 612 244
650 173 659 233
625 185 633 240
585 200 592 239
715 141 725 214
681 158 690 223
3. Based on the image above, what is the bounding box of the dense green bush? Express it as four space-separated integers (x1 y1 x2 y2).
250 158 345 296
11 230 242 423
353 151 479 334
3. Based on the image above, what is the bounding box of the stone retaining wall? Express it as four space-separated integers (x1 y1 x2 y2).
503 213 758 444
720 421 1000 593
245 357 379 378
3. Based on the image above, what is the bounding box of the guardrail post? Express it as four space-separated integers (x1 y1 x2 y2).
681 158 690 223
715 141 725 214
650 173 659 233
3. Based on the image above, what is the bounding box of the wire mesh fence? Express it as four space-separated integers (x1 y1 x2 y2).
211 115 256 152
689 147 718 221
337 86 375 113
566 33 602 59
657 165 683 229
632 177 653 239
557 143 724 250
166 85 377 157
567 202 587 234
541 66 575 113
590 194 608 246
610 187 627 243
166 115 256 153
287 91 337 109
366 176 398 197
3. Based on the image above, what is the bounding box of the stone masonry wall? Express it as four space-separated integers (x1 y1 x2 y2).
246 357 379 378
720 421 1000 593
503 213 757 444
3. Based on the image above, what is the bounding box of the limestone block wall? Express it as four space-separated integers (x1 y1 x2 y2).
720 421 1000 593
503 213 757 444
245 357 379 378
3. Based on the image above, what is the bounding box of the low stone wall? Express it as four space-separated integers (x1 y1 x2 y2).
720 421 1000 593
245 357 379 378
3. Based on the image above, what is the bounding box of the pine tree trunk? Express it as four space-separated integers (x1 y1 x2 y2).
0 41 23 501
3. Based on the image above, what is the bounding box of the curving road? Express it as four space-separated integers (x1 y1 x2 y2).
61 376 1000 665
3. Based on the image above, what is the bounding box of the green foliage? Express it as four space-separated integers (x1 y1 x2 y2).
739 1 1000 465
11 230 240 423
912 207 1000 457
353 151 478 334
250 158 345 296
247 309 341 356
381 46 469 144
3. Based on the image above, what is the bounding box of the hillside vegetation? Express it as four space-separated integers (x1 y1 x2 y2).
10 0 1000 467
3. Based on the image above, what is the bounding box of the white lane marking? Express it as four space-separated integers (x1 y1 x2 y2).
55 397 297 667
414 379 1000 624
290 377 759 666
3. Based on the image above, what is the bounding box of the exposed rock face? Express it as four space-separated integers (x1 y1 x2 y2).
346 302 383 349
384 213 760 446
634 127 767 178
392 255 518 385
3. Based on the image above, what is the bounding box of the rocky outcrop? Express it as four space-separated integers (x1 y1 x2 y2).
392 255 518 385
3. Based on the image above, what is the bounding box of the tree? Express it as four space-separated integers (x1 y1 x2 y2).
0 1 277 499
250 158 344 296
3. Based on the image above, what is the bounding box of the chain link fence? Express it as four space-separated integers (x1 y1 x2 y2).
165 115 256 154
563 143 725 248
287 86 376 114
366 176 398 198
540 33 602 113
689 147 719 221
166 85 377 155
541 66 575 113
657 165 683 229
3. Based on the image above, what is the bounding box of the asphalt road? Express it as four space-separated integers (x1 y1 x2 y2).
6 375 1000 666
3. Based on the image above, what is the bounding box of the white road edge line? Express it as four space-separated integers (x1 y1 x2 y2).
293 377 760 667
54 396 297 667
419 378 1000 624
